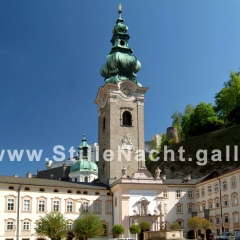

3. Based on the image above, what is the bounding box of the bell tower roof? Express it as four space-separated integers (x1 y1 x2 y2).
78 133 89 160
100 5 142 87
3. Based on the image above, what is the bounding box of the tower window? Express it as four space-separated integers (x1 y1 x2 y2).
122 111 132 126
120 40 125 46
102 117 106 130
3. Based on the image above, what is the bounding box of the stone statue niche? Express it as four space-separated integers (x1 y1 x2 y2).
121 134 134 150
137 197 151 216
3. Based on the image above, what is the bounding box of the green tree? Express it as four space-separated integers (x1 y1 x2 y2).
73 213 104 240
228 103 240 124
129 225 141 234
168 138 178 147
201 218 211 238
138 220 150 231
188 216 201 239
170 222 181 230
160 133 167 151
181 114 191 138
215 72 240 124
184 104 195 115
112 224 125 238
171 104 195 139
188 102 223 136
34 212 68 240
171 111 182 129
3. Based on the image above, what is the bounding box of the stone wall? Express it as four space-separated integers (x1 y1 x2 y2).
166 127 179 143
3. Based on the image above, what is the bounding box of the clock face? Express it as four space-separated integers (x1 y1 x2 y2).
122 86 131 96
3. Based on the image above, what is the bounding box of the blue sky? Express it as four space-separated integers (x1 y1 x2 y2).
1 1 240 177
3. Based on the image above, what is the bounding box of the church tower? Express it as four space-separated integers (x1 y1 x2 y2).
95 6 148 186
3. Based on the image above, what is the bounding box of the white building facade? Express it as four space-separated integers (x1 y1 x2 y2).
0 176 112 240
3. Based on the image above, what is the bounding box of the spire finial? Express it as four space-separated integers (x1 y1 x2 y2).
83 131 86 141
118 4 122 18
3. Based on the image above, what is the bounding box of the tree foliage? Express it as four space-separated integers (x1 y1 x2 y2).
215 72 240 125
188 216 201 239
112 224 125 237
171 111 182 129
201 218 211 230
138 220 150 231
188 216 201 229
73 213 104 240
168 69 240 138
171 104 195 139
170 222 181 230
34 212 68 240
187 102 223 136
129 225 141 234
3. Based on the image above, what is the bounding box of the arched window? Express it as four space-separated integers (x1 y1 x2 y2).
122 111 132 126
84 177 88 182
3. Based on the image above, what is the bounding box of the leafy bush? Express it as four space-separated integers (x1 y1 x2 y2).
138 220 150 231
129 225 141 234
112 224 125 237
170 222 181 230
73 212 104 240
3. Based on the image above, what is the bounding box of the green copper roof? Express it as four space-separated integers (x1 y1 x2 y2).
78 133 89 159
79 133 89 148
70 160 98 173
100 13 142 86
70 133 98 174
